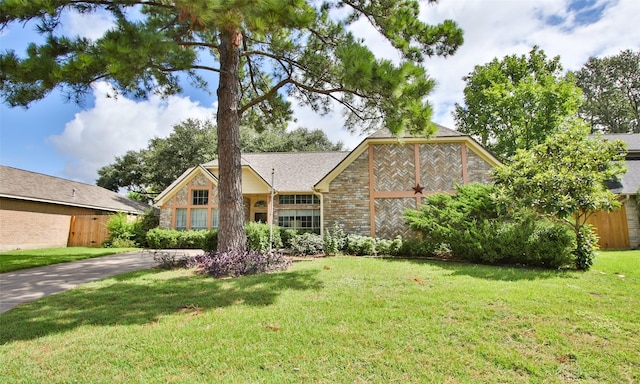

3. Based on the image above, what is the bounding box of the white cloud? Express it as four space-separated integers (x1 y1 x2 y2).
50 82 216 183
287 99 367 151
62 10 115 40
288 0 639 147
44 0 640 182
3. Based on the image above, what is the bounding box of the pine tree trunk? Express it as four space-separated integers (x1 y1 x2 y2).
216 30 247 252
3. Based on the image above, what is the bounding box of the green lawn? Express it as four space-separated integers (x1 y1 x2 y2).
1 251 638 383
0 247 139 273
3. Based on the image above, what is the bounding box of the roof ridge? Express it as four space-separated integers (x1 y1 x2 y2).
0 165 99 188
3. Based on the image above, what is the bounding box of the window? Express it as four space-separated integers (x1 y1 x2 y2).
254 200 267 208
278 209 321 233
278 194 320 205
191 208 208 230
192 190 209 205
176 208 187 230
211 209 219 229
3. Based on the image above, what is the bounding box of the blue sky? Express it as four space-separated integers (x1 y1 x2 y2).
1 0 639 185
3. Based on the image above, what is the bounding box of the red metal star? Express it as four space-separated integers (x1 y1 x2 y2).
412 183 424 194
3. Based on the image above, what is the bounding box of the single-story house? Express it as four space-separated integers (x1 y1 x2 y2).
588 134 640 249
155 125 500 239
0 165 148 251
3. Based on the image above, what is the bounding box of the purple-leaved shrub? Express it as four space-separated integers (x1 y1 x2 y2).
189 250 291 278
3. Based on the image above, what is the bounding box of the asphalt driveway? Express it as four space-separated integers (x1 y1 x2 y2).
0 250 202 314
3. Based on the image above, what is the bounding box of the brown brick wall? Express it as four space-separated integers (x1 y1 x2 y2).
324 149 371 236
467 150 494 184
0 209 71 251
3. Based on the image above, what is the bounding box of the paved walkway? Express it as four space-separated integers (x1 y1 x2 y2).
0 250 203 314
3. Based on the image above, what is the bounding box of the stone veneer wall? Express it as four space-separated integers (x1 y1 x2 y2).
625 197 639 249
158 175 219 229
323 149 371 236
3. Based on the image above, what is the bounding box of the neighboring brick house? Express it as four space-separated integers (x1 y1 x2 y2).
0 166 148 251
587 134 640 249
155 125 500 238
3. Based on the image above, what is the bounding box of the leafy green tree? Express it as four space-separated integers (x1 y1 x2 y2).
493 119 627 270
97 150 148 193
454 46 582 162
0 0 463 251
241 126 344 153
575 49 640 133
145 119 219 193
97 119 344 194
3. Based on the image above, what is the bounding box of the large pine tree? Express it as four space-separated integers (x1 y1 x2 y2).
0 0 463 251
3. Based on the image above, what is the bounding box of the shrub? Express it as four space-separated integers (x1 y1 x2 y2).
202 230 218 253
246 222 283 253
108 237 138 248
397 238 437 258
574 225 599 270
280 229 299 249
133 208 160 247
323 224 346 255
146 228 180 249
404 183 575 269
104 212 138 248
145 228 208 249
289 232 324 256
345 234 376 256
189 250 291 278
375 236 403 256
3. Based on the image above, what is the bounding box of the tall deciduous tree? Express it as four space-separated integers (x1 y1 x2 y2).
0 0 463 251
454 46 582 162
493 119 626 270
97 119 343 193
575 49 640 133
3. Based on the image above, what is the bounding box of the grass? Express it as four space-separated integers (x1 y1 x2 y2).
0 247 139 273
1 251 638 383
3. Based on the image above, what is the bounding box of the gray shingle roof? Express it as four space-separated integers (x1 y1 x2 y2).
204 152 350 192
0 165 148 214
612 160 640 195
602 133 640 153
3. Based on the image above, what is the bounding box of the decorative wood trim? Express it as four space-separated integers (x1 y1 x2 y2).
369 144 376 237
461 142 468 184
373 190 455 199
315 135 500 192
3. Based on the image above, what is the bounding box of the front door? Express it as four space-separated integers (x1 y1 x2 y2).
254 212 268 223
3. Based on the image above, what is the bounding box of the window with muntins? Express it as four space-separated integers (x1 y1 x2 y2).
211 209 219 229
192 190 209 205
176 208 187 230
278 194 320 205
191 208 208 230
278 209 320 233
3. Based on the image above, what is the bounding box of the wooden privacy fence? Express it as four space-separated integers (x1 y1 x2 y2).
67 215 110 247
586 206 630 250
